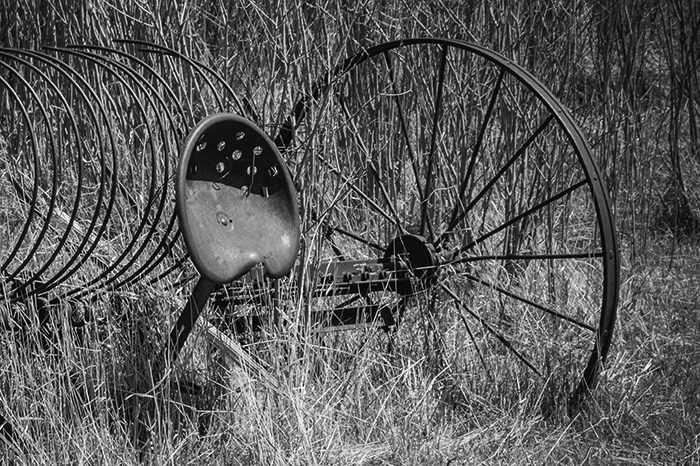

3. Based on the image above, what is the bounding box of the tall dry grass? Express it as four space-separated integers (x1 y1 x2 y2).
1 0 700 465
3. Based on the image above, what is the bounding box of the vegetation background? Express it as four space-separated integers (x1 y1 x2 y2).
1 0 699 464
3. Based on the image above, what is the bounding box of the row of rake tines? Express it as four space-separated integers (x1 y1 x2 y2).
0 40 259 445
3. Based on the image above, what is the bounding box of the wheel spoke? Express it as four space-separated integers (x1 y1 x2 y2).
336 98 407 236
457 309 491 376
448 251 605 263
440 67 506 248
318 154 402 231
458 179 588 253
328 225 385 252
439 114 555 250
440 283 543 378
452 269 596 332
420 45 448 241
383 51 426 205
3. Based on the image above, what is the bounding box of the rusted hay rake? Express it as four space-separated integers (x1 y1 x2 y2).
0 41 249 305
0 41 262 446
1 38 620 448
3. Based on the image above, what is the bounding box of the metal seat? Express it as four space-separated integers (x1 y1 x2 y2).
165 113 300 365
176 113 300 284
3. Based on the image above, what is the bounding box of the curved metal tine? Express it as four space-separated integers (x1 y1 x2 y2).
70 45 190 289
75 43 228 292
113 39 253 120
112 40 222 124
101 41 258 287
86 50 186 291
44 47 174 297
0 72 41 278
145 249 193 288
0 50 90 297
8 49 117 298
83 46 193 288
114 222 185 289
59 45 188 291
68 44 190 137
26 49 130 300
0 59 59 287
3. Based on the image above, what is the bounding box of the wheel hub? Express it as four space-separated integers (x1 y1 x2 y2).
384 234 438 289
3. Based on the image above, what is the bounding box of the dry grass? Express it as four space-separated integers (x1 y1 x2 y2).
2 242 699 465
2 1 700 465
1 249 699 461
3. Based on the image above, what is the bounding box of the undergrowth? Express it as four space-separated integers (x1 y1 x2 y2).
2 238 699 465
1 1 700 465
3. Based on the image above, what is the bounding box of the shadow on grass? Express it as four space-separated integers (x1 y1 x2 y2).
573 237 700 464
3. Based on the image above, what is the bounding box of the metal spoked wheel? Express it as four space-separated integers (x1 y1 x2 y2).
276 38 619 407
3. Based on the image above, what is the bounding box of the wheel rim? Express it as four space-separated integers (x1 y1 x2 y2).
277 38 619 405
